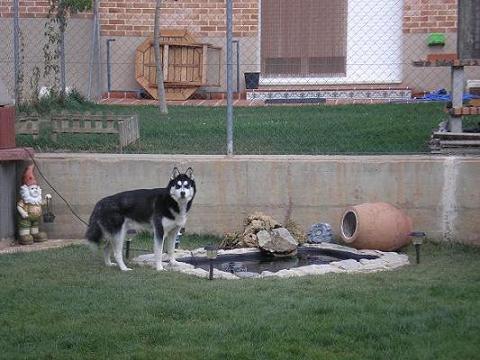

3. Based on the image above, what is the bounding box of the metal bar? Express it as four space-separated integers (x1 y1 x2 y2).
60 28 66 98
87 0 98 100
448 66 465 133
87 0 100 100
226 0 234 156
94 6 101 99
232 40 240 93
13 0 20 104
106 39 116 92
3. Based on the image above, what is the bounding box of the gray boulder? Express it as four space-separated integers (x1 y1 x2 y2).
257 228 298 256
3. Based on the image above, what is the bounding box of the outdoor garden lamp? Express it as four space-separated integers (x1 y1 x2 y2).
204 245 218 280
410 232 426 264
42 194 55 223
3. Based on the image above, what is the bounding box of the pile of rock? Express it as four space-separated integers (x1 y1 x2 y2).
220 212 306 256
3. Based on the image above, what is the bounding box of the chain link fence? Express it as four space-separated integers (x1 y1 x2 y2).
2 0 480 154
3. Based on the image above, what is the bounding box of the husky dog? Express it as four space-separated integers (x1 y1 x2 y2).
85 167 196 271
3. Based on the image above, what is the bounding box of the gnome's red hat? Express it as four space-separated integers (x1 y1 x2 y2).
22 164 37 186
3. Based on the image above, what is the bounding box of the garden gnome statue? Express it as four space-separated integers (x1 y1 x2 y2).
17 164 51 245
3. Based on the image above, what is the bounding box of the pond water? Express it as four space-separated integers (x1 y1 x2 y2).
180 246 378 274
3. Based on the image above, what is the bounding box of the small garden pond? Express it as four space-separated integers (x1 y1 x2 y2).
180 246 378 274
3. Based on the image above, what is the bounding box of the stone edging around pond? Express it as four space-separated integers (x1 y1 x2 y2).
132 242 410 279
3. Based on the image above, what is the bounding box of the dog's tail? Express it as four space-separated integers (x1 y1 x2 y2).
85 206 103 247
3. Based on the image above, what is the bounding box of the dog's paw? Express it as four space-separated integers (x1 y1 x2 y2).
121 267 133 271
156 264 165 271
106 262 117 267
169 259 181 266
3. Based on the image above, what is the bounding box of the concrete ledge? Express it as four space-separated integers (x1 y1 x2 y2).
0 239 84 254
33 153 480 245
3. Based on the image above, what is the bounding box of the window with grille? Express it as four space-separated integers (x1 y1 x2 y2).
261 0 348 77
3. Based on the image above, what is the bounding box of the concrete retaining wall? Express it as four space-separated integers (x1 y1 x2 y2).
33 153 480 245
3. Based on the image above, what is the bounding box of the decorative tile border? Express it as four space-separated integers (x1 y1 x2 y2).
246 89 412 101
132 243 410 280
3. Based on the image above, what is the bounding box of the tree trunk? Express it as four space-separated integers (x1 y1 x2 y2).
154 0 168 114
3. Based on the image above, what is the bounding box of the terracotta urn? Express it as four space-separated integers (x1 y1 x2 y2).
339 202 413 251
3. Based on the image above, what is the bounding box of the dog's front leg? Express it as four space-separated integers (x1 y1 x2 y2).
165 226 181 266
153 217 165 271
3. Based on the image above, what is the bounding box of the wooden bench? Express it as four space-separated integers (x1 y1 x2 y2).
16 114 41 139
50 112 140 152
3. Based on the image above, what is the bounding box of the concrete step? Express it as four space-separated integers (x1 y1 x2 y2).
246 88 412 102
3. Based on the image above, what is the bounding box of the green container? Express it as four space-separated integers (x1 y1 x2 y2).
427 33 445 46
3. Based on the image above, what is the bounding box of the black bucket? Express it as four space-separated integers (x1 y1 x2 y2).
244 72 260 89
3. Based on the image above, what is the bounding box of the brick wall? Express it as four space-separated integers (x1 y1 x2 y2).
403 0 457 33
99 0 258 37
0 0 259 37
0 0 91 19
1 0 459 36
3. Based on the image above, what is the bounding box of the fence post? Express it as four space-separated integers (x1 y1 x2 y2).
12 0 20 104
87 0 100 100
60 29 66 98
226 0 234 155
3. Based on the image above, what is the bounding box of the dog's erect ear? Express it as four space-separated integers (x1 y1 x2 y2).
185 167 194 180
171 167 181 180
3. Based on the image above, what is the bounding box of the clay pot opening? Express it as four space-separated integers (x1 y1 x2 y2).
341 210 357 242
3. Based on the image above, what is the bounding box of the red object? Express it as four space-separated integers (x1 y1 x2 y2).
426 53 458 62
22 164 37 186
0 106 15 149
0 147 33 161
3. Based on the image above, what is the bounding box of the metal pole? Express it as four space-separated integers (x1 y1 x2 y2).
209 260 214 280
94 6 101 99
106 39 115 92
226 0 234 155
448 66 464 133
415 244 421 264
60 28 66 98
87 0 99 100
233 40 240 93
13 0 20 104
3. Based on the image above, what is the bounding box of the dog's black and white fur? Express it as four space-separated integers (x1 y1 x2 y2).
85 167 196 271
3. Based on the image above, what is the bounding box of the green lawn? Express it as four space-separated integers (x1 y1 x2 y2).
16 101 472 154
1 236 479 359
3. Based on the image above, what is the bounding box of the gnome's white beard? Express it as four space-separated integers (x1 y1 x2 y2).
20 185 43 205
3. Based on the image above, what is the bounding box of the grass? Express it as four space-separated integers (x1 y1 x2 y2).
17 100 478 154
1 235 479 359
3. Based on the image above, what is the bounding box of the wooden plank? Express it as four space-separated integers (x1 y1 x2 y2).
54 128 118 134
202 44 208 84
163 44 169 81
432 147 480 154
175 47 182 83
439 140 480 146
412 59 480 67
448 106 480 116
187 47 193 81
150 47 156 85
135 50 144 79
72 120 81 130
432 132 480 139
118 115 139 150
181 46 188 82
